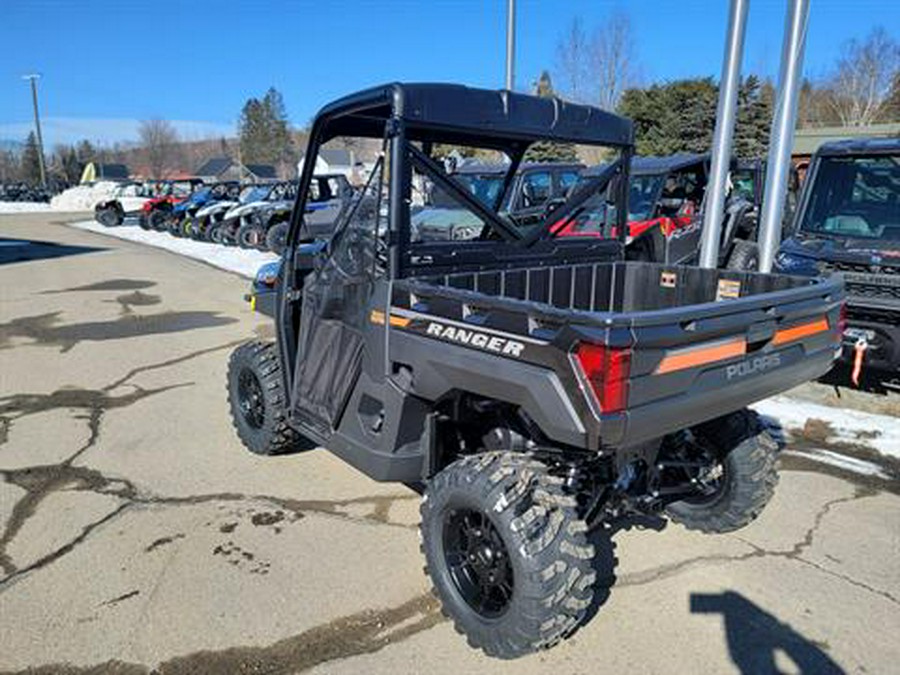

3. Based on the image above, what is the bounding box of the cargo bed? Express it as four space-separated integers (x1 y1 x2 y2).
391 261 844 447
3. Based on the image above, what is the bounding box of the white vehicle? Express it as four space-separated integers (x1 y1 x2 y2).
93 182 156 226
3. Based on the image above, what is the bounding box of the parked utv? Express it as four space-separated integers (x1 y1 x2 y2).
94 181 156 226
220 181 297 248
168 181 239 237
558 154 761 270
263 173 355 254
226 83 844 659
775 138 900 392
139 179 205 230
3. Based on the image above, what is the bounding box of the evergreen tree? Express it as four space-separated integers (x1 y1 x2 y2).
618 76 773 158
76 139 96 163
734 75 773 158
524 71 578 162
21 132 43 184
239 87 295 168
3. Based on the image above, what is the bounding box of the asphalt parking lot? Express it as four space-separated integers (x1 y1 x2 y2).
1 214 898 674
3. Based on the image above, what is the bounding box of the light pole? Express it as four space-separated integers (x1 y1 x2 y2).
22 73 47 188
505 0 516 90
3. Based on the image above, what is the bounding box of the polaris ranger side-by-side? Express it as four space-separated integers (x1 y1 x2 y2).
226 83 844 659
775 138 900 391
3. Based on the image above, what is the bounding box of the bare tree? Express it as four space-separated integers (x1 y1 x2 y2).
553 11 640 111
139 118 181 178
825 28 900 126
590 11 639 111
555 17 591 102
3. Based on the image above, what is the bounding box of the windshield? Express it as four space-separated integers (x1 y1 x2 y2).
627 174 666 221
799 154 900 240
453 173 505 208
241 186 271 203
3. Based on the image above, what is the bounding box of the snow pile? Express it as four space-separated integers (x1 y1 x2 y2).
752 394 900 460
0 201 52 213
69 219 278 278
50 181 119 212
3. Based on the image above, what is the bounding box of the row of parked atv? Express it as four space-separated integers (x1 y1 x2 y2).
93 174 355 255
0 181 58 203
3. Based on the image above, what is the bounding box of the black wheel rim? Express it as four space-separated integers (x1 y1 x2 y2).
237 367 265 429
442 508 513 618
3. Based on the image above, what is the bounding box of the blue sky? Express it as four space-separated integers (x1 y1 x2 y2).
0 0 897 147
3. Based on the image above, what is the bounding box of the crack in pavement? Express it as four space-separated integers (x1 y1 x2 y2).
0 342 241 578
616 487 899 608
0 592 443 675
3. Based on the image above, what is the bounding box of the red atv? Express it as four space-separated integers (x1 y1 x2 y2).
139 179 205 230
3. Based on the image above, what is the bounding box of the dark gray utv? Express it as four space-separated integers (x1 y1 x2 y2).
227 83 845 660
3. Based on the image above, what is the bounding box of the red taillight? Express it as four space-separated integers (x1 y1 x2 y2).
573 343 632 414
837 302 848 337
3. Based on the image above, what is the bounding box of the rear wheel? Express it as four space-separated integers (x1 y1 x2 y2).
227 342 314 456
666 409 778 533
266 222 289 255
726 239 760 271
421 451 596 659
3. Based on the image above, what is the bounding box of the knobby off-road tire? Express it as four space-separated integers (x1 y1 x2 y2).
666 409 778 533
237 222 265 249
96 207 121 227
227 341 312 456
147 210 168 231
266 222 289 255
421 451 596 659
726 239 760 271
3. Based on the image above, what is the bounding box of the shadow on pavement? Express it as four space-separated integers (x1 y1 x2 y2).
691 591 844 674
0 237 104 265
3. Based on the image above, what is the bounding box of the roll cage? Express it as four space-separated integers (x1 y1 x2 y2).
286 83 634 270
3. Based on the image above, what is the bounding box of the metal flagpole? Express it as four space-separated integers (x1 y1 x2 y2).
757 0 809 272
505 0 516 90
699 0 749 269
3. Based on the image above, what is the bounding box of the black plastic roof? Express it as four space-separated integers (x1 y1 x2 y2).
314 82 634 150
816 137 900 156
453 161 584 175
630 153 709 176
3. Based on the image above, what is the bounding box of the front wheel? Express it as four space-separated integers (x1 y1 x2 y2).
266 222 289 255
147 210 168 231
421 451 596 659
227 342 314 456
237 222 265 249
95 207 121 227
666 409 778 533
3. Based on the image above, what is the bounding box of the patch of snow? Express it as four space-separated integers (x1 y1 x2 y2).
752 394 900 460
68 219 278 278
783 448 891 479
0 201 52 213
50 181 120 212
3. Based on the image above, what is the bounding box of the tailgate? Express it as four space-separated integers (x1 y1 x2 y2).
612 279 844 445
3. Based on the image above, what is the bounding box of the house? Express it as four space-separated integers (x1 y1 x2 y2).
297 148 357 180
792 123 900 180
195 157 278 182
